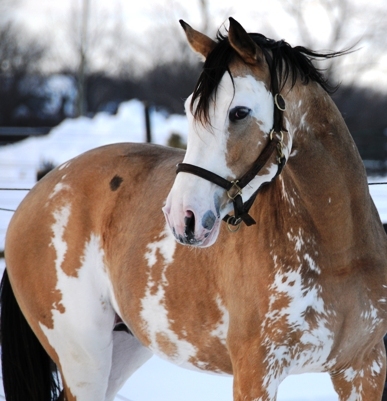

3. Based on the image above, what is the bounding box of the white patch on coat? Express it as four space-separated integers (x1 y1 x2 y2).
240 162 279 204
300 112 308 129
40 222 115 401
265 268 327 330
287 230 304 252
144 226 176 268
50 205 71 270
261 260 333 398
58 161 71 170
211 297 229 346
371 359 382 376
286 229 320 274
48 182 70 199
347 386 360 401
280 176 296 209
303 253 321 274
360 303 382 333
286 229 302 251
342 367 364 401
141 226 198 364
290 149 298 157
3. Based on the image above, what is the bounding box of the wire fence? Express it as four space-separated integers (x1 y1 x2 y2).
1 182 387 213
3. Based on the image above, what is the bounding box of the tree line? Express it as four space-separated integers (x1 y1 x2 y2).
0 0 386 174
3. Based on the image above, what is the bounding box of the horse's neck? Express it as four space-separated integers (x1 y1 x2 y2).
269 83 373 258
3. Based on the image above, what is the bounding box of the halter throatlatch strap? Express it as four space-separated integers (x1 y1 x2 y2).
176 56 288 229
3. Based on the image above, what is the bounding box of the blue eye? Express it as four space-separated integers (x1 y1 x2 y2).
229 106 251 122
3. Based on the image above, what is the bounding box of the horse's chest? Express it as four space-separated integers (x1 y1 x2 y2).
262 269 334 373
138 289 231 373
125 229 230 374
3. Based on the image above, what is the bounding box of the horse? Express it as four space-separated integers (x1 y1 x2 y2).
2 17 387 401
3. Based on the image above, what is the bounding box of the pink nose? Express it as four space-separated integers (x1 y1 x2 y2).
163 205 218 246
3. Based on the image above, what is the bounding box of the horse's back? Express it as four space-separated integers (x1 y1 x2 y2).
7 142 182 249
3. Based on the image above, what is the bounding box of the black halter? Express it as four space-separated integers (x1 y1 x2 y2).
176 67 287 229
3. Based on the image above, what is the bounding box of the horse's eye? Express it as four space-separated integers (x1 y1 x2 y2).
229 107 251 122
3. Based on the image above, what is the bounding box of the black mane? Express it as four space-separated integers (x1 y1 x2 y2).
191 31 346 124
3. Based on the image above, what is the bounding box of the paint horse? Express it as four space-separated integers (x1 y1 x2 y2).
2 18 387 401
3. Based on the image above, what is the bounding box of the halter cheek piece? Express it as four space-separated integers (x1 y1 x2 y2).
176 75 287 230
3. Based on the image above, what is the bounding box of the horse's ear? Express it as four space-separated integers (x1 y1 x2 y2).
179 20 216 61
228 17 263 65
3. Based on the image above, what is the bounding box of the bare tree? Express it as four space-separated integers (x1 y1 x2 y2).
0 17 47 125
274 0 387 86
199 0 210 35
76 0 90 116
62 0 139 116
0 0 19 15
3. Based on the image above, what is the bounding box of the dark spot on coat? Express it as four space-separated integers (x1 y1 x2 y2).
110 175 123 191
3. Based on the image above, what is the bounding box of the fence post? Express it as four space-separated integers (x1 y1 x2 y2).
144 102 152 143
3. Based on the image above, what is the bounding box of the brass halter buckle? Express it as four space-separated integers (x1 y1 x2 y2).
227 180 242 200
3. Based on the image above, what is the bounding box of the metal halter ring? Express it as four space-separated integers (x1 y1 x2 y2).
226 216 242 232
274 94 286 111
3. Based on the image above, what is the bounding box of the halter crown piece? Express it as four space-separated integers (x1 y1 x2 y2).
176 55 288 231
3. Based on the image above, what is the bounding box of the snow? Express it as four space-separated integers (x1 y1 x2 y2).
0 99 386 401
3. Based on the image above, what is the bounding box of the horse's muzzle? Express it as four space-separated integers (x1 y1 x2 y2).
162 206 220 247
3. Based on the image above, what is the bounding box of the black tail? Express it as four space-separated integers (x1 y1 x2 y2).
0 269 61 400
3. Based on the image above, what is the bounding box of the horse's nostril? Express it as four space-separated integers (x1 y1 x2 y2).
184 210 196 240
202 210 216 230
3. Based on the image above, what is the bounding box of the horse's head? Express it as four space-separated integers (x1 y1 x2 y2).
163 18 294 247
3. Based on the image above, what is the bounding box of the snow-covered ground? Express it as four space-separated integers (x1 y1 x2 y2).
0 99 386 401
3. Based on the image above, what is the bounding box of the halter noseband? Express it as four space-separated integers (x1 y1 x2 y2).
176 65 288 230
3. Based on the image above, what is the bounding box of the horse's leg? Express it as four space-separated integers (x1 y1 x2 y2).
228 337 285 401
330 340 386 401
45 321 114 401
105 331 153 401
37 274 117 401
46 313 152 401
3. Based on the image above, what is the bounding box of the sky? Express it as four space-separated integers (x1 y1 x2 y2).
7 0 387 88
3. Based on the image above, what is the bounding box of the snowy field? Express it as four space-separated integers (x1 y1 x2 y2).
0 99 386 401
